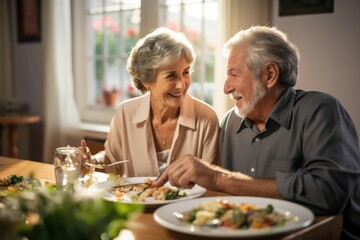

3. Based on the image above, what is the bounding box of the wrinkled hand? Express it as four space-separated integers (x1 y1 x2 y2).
152 154 218 190
79 139 94 175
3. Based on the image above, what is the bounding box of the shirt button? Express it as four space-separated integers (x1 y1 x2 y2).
251 168 255 173
255 137 260 142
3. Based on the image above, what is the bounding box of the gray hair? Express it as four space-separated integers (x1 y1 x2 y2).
223 26 300 87
127 27 196 93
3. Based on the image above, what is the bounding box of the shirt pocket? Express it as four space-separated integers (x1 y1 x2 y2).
271 155 303 172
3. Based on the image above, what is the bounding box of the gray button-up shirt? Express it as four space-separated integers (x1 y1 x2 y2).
220 88 360 239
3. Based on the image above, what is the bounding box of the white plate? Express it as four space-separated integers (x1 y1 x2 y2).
153 196 314 238
88 177 206 206
92 172 109 182
80 172 109 188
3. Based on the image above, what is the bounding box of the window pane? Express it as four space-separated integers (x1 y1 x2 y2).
122 10 140 55
183 3 202 51
89 14 104 57
162 0 218 105
105 13 121 57
86 0 140 107
183 0 203 3
87 0 104 12
88 59 103 105
105 58 120 90
204 1 217 53
165 5 181 31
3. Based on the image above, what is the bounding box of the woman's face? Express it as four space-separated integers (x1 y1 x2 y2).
148 56 191 109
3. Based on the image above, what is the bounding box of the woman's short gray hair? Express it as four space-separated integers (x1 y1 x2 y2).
223 26 300 87
127 27 196 93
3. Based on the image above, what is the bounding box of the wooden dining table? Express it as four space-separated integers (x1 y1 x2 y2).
0 156 343 240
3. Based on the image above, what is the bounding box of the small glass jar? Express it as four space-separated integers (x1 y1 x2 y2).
53 146 81 191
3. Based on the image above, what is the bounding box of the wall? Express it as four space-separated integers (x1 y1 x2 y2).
9 0 44 161
271 0 360 140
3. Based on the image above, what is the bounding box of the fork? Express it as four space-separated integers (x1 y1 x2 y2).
155 165 168 181
111 165 168 189
85 160 129 169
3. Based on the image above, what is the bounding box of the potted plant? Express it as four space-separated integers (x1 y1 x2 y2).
103 85 120 106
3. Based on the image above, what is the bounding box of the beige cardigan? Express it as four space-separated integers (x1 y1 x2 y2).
104 93 220 177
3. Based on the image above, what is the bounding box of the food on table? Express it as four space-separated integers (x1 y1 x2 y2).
107 173 121 181
180 199 290 229
0 174 25 186
0 174 56 195
114 178 187 202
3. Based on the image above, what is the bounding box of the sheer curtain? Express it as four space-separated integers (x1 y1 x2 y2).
213 0 269 119
42 0 81 163
0 0 13 101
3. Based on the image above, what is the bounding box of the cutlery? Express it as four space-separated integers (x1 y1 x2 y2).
111 182 146 189
155 165 167 181
85 160 129 169
173 212 221 227
136 166 167 195
112 166 168 189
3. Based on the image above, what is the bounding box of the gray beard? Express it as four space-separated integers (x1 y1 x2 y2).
235 80 266 118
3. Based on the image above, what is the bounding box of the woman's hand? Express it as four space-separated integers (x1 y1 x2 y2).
79 139 95 175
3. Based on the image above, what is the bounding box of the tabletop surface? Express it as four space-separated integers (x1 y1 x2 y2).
0 156 343 240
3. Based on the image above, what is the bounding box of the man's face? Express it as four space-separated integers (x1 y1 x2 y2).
224 46 266 118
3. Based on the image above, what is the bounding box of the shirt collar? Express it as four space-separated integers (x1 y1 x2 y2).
132 92 151 124
132 93 195 130
178 94 196 130
237 87 296 132
268 87 296 129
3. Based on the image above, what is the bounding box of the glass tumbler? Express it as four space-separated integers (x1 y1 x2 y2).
53 146 81 190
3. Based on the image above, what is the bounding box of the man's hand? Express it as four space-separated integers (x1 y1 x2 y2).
152 154 218 190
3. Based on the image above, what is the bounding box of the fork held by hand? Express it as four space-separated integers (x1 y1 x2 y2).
85 160 129 169
155 165 167 180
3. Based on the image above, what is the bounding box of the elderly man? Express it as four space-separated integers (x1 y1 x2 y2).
154 26 360 240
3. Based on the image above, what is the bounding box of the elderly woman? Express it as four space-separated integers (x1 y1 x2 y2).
80 27 219 177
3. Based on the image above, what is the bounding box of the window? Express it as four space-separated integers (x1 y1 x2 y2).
73 0 218 124
161 0 218 105
86 0 141 105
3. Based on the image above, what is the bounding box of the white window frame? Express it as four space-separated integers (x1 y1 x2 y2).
72 0 224 125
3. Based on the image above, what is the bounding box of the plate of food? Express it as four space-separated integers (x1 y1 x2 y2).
88 177 206 206
153 196 314 238
0 174 56 196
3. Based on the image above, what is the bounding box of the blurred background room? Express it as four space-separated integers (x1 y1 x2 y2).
0 0 359 163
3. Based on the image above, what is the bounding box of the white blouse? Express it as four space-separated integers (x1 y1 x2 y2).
104 93 220 177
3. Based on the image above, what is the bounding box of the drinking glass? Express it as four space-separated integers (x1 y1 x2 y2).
53 146 81 190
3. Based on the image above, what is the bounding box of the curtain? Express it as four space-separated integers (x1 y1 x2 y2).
42 0 81 163
0 0 13 101
213 0 269 119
